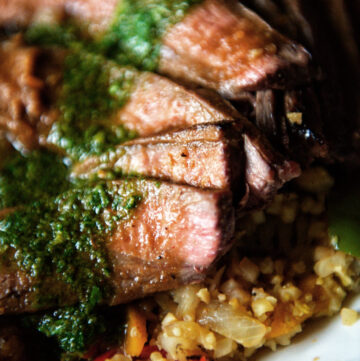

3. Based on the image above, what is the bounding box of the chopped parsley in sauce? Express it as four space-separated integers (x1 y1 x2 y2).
0 178 142 299
0 148 142 357
23 0 203 159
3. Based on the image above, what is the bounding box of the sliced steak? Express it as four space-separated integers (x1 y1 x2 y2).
0 178 234 314
159 0 310 98
0 0 310 98
0 321 26 361
0 37 299 208
0 34 43 151
72 122 245 193
0 36 239 152
0 0 114 33
241 121 300 208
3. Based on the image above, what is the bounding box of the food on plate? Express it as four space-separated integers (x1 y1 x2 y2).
340 307 359 326
0 1 359 361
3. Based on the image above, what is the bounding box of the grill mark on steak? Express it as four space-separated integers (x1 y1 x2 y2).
0 179 234 314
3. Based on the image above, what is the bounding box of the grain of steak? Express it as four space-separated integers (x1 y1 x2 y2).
0 37 300 208
72 121 300 208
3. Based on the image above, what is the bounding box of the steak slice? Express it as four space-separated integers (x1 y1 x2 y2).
0 37 299 208
0 178 234 314
72 121 300 208
0 35 43 151
159 0 310 98
114 72 239 137
72 122 245 192
243 0 360 165
241 120 300 209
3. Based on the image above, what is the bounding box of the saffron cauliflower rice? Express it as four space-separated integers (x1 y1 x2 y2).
0 1 359 360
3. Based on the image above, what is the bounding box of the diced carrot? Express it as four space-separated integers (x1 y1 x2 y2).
187 356 208 361
125 306 148 357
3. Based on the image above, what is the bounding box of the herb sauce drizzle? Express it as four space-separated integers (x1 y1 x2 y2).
48 51 137 160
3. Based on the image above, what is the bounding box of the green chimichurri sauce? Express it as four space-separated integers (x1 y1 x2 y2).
0 150 69 209
0 177 142 355
25 23 80 48
103 0 203 71
31 303 106 359
48 51 137 160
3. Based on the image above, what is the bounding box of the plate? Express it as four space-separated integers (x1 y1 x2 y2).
251 293 360 361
